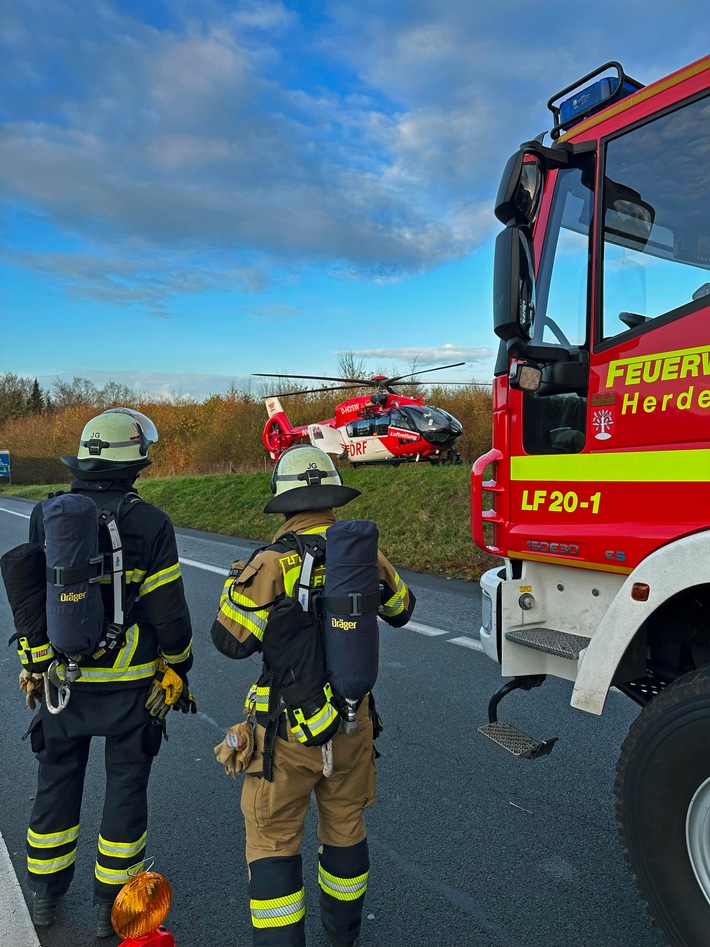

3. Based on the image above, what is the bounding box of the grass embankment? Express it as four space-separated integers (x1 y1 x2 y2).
1 466 501 581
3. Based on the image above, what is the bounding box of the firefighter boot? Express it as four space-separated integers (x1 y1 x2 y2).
96 901 115 938
31 894 63 927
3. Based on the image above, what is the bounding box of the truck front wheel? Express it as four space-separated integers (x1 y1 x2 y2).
616 666 710 947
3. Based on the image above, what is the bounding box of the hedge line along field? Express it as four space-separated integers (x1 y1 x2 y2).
0 384 494 485
0 465 501 581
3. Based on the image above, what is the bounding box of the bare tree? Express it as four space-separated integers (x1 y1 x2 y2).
98 381 137 409
51 377 101 409
336 350 369 381
0 373 33 426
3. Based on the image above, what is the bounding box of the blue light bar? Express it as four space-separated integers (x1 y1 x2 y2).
548 62 644 139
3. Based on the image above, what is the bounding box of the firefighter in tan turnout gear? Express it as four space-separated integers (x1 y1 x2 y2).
0 408 195 938
211 445 415 947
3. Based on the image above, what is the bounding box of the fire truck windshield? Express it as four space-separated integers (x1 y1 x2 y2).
533 163 593 351
601 93 710 339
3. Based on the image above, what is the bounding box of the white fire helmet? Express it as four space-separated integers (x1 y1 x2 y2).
62 408 158 479
264 445 360 514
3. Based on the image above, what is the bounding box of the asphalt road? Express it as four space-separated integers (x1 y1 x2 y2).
0 495 665 947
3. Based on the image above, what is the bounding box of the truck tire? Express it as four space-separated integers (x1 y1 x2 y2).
616 666 710 947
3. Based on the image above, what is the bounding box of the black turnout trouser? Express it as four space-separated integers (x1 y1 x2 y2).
26 683 162 904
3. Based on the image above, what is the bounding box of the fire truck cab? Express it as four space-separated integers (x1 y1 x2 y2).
472 56 710 946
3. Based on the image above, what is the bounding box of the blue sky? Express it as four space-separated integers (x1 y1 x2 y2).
1 0 708 401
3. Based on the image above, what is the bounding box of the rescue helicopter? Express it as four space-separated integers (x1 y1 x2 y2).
254 363 471 467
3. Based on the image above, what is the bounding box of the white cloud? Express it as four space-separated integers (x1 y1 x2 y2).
346 344 495 366
36 369 258 402
1 0 709 312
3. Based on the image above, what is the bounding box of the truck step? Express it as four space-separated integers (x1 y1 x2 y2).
478 721 558 760
505 627 590 659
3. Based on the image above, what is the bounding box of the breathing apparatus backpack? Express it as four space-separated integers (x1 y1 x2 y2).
1 491 141 677
322 519 381 729
259 520 381 749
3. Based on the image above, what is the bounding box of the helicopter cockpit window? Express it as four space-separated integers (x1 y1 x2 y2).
396 405 463 446
389 408 413 431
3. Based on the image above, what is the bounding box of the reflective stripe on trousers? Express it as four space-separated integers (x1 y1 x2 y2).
249 855 306 947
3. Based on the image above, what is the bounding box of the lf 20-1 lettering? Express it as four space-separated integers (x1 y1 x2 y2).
521 489 602 514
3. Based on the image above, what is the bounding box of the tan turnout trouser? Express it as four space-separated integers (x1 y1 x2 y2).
241 699 376 865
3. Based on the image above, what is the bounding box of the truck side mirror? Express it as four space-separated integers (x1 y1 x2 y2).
495 153 544 226
494 225 536 349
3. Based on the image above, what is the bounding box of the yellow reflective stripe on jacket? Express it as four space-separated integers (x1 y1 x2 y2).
53 625 157 683
69 659 158 683
250 888 306 928
380 571 406 617
161 637 193 664
244 684 269 714
113 625 139 670
28 851 77 875
318 865 369 901
291 692 339 741
18 640 55 666
221 586 268 641
95 862 141 885
281 526 327 595
28 825 79 848
98 832 147 859
510 449 710 483
139 562 182 598
100 567 147 587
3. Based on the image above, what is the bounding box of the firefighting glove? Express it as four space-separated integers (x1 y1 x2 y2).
145 659 184 719
19 669 43 711
172 679 198 715
213 721 254 777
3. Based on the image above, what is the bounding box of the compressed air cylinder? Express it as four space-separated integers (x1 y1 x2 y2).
323 519 380 701
44 493 105 658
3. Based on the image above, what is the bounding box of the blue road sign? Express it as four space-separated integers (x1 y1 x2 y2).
0 450 10 478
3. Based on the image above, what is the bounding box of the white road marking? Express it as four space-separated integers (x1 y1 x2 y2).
408 621 449 636
0 507 30 519
179 557 229 576
448 636 484 651
0 510 483 649
178 562 482 647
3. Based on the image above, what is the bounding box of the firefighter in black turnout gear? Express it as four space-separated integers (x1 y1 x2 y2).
210 445 415 947
5 409 195 938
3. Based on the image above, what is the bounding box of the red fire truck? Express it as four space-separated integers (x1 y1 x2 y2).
472 55 710 946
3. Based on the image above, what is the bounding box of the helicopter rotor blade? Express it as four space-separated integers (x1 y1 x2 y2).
254 372 374 385
412 379 492 387
384 362 466 385
266 383 368 398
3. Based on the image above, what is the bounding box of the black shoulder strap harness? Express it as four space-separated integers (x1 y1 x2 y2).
228 531 327 616
94 491 143 658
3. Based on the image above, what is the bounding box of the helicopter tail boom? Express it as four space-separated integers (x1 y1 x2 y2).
262 399 306 460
